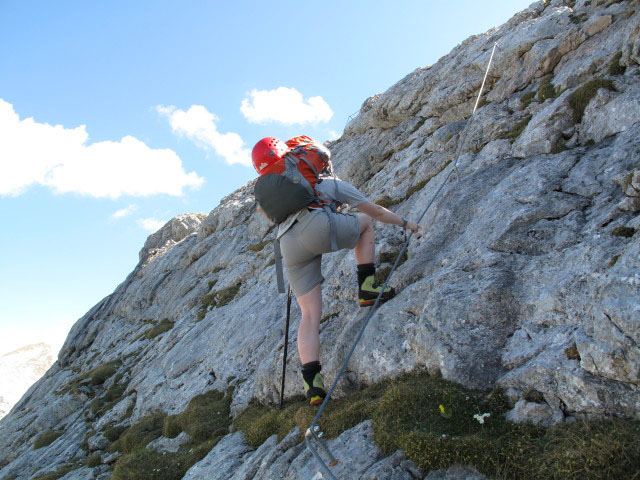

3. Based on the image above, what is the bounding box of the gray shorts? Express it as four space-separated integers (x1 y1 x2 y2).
279 209 360 297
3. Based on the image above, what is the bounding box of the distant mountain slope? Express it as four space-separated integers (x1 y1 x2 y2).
0 343 55 419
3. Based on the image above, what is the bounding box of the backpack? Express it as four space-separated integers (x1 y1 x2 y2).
254 136 331 223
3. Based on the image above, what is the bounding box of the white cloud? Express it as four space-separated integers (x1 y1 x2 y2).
157 105 251 167
111 204 137 219
327 130 341 141
0 99 204 198
138 217 167 232
240 87 333 125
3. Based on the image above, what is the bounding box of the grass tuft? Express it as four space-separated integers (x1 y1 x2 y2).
375 195 403 208
233 371 640 479
197 285 241 320
608 52 626 76
607 254 620 268
521 91 536 109
611 226 636 238
162 390 231 442
538 76 556 103
248 240 270 252
567 78 616 123
109 412 167 454
33 430 64 449
143 319 174 340
498 115 532 142
565 344 581 361
109 390 232 480
86 453 102 467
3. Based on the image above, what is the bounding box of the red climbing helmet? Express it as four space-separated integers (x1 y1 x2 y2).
252 137 289 175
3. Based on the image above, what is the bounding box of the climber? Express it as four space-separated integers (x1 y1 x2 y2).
253 136 419 406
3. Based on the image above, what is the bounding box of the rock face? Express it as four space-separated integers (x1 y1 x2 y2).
1 0 639 478
0 343 55 420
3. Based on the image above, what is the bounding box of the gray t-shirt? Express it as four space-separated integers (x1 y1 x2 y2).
277 177 369 238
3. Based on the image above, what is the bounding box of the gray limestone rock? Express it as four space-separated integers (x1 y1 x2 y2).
2 0 639 478
425 464 490 480
146 431 192 454
506 399 564 427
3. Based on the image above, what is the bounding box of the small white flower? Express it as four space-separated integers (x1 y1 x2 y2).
473 412 491 424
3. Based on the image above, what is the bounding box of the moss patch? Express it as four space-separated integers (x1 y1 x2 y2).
33 430 64 449
607 254 620 268
234 371 640 479
111 439 218 480
110 390 232 480
374 266 392 285
163 390 231 441
248 240 270 252
521 91 536 109
568 78 616 123
609 51 626 76
32 464 81 480
611 226 636 238
376 195 403 208
538 76 556 103
109 412 167 454
550 142 569 154
498 115 532 142
379 249 408 268
103 425 128 442
86 453 102 467
197 284 242 320
143 318 174 340
565 344 581 361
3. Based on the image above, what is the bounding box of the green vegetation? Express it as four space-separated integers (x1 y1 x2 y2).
375 195 403 209
520 91 536 109
86 453 102 467
163 390 231 441
143 318 174 340
550 142 569 154
565 344 581 361
103 424 128 442
33 430 63 449
110 411 167 454
197 284 242 321
608 254 620 268
609 51 626 76
524 389 546 403
32 464 81 480
567 78 616 123
379 249 409 267
498 115 532 142
321 312 339 323
248 240 270 252
233 370 640 479
207 279 218 290
406 177 430 198
56 359 124 396
375 266 392 286
265 258 275 268
108 390 232 480
538 76 556 103
612 226 636 238
585 139 596 146
376 159 453 207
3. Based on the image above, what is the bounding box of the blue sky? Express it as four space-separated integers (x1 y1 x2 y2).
0 0 532 356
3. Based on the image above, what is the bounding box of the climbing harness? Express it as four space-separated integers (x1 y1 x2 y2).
279 286 292 408
305 42 500 480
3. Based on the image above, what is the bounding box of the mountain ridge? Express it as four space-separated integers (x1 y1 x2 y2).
1 0 638 478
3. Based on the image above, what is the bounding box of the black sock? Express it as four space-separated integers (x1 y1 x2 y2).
302 361 321 385
357 263 375 288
